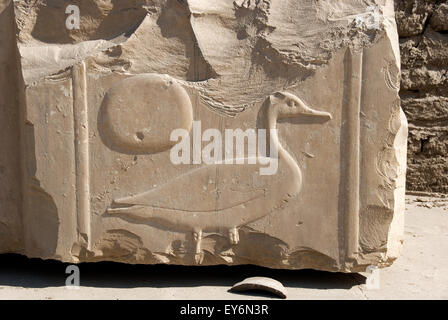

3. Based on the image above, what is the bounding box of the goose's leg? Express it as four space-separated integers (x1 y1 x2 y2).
193 229 204 265
228 227 240 245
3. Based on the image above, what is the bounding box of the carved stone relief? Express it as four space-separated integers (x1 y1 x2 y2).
0 0 407 272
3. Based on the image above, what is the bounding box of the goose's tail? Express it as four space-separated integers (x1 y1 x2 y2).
106 201 151 217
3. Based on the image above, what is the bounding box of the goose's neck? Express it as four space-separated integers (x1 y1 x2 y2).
265 109 302 186
266 109 296 169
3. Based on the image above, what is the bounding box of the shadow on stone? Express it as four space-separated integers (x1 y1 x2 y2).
0 254 364 290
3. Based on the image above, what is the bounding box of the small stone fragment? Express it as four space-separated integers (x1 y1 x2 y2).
230 277 287 299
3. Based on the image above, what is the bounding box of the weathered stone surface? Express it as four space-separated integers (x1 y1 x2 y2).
395 0 435 37
430 3 448 32
0 0 407 272
0 0 23 253
395 0 448 193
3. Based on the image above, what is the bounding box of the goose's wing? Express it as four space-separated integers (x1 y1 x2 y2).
112 162 276 212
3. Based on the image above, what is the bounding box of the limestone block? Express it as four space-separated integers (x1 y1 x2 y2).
0 0 407 272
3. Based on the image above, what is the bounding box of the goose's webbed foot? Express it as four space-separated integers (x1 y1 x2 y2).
193 229 204 265
229 227 240 245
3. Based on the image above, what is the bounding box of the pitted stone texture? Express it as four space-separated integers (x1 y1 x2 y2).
395 0 448 193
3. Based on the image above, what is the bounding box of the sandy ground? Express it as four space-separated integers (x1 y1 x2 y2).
0 195 447 300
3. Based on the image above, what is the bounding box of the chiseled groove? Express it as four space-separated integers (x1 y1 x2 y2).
72 61 91 250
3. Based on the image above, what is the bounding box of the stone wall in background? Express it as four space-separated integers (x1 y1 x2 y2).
395 0 448 193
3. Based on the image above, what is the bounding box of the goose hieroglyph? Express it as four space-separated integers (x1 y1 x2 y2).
107 92 332 264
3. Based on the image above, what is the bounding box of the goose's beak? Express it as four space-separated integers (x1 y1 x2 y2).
301 108 333 121
279 105 333 122
289 102 332 122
